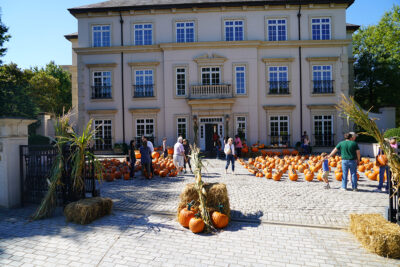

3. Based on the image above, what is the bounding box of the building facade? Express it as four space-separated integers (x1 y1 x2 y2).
66 0 358 151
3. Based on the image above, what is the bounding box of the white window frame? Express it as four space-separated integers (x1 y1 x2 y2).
267 19 287 41
235 116 247 140
201 67 221 85
269 115 290 145
224 19 244 41
92 71 112 99
134 23 153 45
268 66 289 94
311 17 331 40
234 65 246 95
312 65 333 93
176 21 195 43
177 117 188 139
94 119 112 150
313 115 334 146
136 118 155 138
92 25 111 47
175 68 186 96
134 69 154 97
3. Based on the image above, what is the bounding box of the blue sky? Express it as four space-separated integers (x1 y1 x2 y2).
1 0 399 69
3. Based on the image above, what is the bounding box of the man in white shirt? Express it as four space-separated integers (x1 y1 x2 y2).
224 137 235 175
142 136 154 175
173 136 185 174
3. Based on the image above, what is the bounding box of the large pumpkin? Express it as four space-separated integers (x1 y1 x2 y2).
167 148 174 155
189 216 205 233
212 211 229 229
152 151 160 159
134 150 141 159
335 172 342 181
179 203 196 228
377 154 388 166
242 147 249 154
304 172 313 182
288 170 298 181
251 147 259 153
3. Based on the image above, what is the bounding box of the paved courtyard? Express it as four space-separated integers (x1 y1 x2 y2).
0 158 398 267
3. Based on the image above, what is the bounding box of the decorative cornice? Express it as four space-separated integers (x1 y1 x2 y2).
262 57 295 63
263 105 296 110
306 56 340 62
306 104 336 109
129 108 161 114
85 63 117 68
87 109 118 114
193 53 227 64
128 61 160 67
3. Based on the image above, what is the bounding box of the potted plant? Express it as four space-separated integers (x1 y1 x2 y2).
113 143 123 154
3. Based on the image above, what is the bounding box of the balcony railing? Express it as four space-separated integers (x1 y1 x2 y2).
268 81 290 95
314 134 335 147
269 135 291 146
133 84 154 98
312 80 334 94
91 86 112 99
189 84 232 99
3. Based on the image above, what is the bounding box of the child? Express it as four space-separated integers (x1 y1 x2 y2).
321 152 330 189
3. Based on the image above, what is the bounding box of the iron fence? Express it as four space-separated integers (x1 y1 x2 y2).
313 134 335 147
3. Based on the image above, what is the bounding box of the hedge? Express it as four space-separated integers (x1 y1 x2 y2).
384 128 400 139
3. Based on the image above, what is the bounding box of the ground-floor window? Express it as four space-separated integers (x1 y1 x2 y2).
235 116 247 140
269 115 290 146
94 119 112 150
136 118 154 139
177 117 187 139
313 115 334 146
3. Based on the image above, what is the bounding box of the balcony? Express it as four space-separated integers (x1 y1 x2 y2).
312 80 334 94
189 84 232 99
133 84 154 98
269 135 291 146
314 133 335 147
91 86 112 99
268 81 290 95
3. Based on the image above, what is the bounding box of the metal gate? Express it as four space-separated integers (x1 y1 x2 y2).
20 145 98 206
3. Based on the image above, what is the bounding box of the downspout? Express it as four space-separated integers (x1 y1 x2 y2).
119 12 126 144
297 1 303 138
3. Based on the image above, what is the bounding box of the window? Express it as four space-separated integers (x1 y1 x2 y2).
94 120 112 150
312 65 333 93
236 116 247 140
224 20 244 41
136 118 154 138
176 21 195 43
235 66 246 95
176 68 186 96
92 71 112 99
134 24 153 45
92 25 111 47
268 66 289 94
269 115 290 145
134 70 154 97
177 117 187 139
201 67 220 85
314 115 334 146
311 18 331 40
267 19 287 41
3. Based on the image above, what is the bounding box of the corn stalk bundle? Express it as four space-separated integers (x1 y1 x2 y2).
337 95 400 196
190 144 215 233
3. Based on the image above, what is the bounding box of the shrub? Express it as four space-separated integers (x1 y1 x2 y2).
384 128 400 139
28 134 51 145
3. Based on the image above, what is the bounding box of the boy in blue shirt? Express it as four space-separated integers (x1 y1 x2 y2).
321 152 330 189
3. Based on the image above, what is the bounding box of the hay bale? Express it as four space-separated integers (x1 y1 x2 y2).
349 214 400 258
177 183 230 219
64 197 113 225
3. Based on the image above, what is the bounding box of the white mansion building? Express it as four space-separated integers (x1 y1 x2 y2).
66 0 358 151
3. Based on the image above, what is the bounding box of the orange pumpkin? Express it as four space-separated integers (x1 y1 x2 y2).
358 165 366 172
317 170 323 181
273 172 281 181
152 151 160 159
212 210 229 229
167 148 174 155
189 216 205 233
377 154 388 166
265 172 272 179
251 147 259 153
123 173 130 180
368 172 378 181
134 150 141 159
335 172 342 181
242 147 249 154
288 170 298 181
179 203 196 228
304 172 314 182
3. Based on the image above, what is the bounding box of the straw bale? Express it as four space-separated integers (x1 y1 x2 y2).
349 214 400 258
64 197 113 225
177 183 230 219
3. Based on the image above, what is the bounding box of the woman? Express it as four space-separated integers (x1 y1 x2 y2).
173 136 185 174
139 140 152 179
235 135 242 158
376 147 389 192
183 139 192 173
162 137 168 158
128 140 136 179
224 137 235 175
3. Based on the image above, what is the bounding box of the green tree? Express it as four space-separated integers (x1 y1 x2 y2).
0 11 11 64
0 63 37 118
352 5 400 126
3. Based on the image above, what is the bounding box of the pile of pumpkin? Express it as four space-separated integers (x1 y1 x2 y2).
178 202 229 233
357 157 387 182
101 159 133 182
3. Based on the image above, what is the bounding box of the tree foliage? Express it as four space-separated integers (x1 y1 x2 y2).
0 11 11 64
352 5 400 126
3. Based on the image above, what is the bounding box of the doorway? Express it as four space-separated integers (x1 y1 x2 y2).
199 117 224 151
205 124 218 151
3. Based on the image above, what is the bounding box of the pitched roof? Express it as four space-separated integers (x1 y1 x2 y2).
69 0 355 15
346 23 360 32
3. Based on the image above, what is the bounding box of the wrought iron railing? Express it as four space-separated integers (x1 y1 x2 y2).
269 135 291 146
94 137 113 151
312 80 334 94
133 84 154 98
189 84 232 99
91 85 112 99
268 81 290 95
313 133 335 147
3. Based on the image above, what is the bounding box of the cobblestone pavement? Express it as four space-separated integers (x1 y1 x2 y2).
0 208 398 267
100 159 388 228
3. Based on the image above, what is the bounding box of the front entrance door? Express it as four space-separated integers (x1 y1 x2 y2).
205 124 218 151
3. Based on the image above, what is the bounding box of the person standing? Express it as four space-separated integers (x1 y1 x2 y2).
139 140 152 179
128 140 136 179
215 137 222 159
320 152 330 189
375 147 389 192
390 137 398 155
162 137 168 158
173 136 185 174
235 135 242 158
224 137 235 175
182 139 192 173
142 136 154 175
326 133 360 191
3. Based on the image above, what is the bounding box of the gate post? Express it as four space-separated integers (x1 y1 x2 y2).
0 118 36 208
